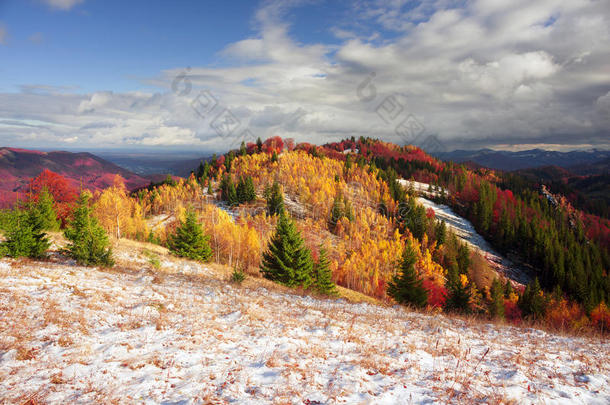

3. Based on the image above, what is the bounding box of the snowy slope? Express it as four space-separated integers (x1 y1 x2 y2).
416 196 531 285
1 252 608 404
398 179 530 285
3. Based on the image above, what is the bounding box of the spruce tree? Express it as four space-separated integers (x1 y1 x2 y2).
31 187 60 231
167 208 212 262
1 208 50 259
435 220 447 245
518 277 546 319
489 278 505 319
504 279 514 298
266 180 284 216
314 246 336 295
387 239 428 308
245 176 256 202
240 141 247 156
444 265 472 313
260 212 313 288
64 192 114 266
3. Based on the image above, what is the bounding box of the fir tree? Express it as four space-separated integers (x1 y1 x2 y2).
489 278 505 319
261 212 314 287
271 151 278 163
256 137 263 152
504 279 514 298
1 208 50 259
266 180 284 216
518 277 546 319
64 192 114 266
435 220 447 245
32 187 60 231
313 246 336 295
329 192 344 231
167 208 212 262
444 265 472 313
207 180 214 195
245 176 256 202
240 141 247 156
387 239 428 308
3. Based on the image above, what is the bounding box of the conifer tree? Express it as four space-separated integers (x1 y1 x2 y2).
504 279 514 298
256 137 263 152
207 180 214 195
240 141 247 156
489 278 505 319
387 239 428 308
271 151 278 163
266 180 284 215
313 246 336 295
64 191 114 266
261 212 313 288
245 176 256 202
518 277 546 319
32 187 60 231
167 208 212 262
444 265 472 313
1 208 50 259
435 220 447 245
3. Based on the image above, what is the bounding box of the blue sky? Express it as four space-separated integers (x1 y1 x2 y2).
0 0 608 152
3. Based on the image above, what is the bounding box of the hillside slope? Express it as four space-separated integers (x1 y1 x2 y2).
0 147 151 207
0 239 608 404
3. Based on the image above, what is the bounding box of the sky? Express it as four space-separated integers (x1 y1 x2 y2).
0 0 609 153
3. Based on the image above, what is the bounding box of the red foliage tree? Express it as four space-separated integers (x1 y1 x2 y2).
423 279 447 308
28 169 78 224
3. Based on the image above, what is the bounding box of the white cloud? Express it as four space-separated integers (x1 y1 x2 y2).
0 0 609 151
41 0 84 11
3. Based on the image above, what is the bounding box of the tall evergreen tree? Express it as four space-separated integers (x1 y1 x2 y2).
1 208 50 259
32 187 60 231
240 141 247 156
167 208 212 262
489 278 505 319
256 137 263 152
435 220 447 245
444 266 472 313
64 192 114 266
313 246 336 295
518 277 546 319
261 212 314 288
387 239 428 308
266 180 284 216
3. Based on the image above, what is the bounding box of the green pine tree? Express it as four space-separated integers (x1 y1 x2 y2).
1 208 50 259
266 180 284 216
167 208 212 262
31 187 60 231
489 278 505 319
313 246 336 295
518 277 546 319
444 265 472 313
504 279 514 298
245 176 256 202
261 212 313 288
435 220 447 245
64 192 114 267
387 239 428 308
256 137 263 152
240 141 247 156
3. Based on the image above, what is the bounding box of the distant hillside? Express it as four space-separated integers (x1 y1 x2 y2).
434 148 610 171
512 165 610 218
0 147 152 207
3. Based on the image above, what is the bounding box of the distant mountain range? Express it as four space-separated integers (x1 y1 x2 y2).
433 149 610 173
0 147 155 208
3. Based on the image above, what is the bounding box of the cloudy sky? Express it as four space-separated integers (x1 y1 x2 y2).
0 0 609 153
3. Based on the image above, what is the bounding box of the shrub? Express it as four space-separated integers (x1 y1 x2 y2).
231 267 246 284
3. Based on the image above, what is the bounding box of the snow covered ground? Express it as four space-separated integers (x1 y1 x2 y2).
1 249 608 404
